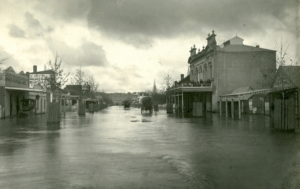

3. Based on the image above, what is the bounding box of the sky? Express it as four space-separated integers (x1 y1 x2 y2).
0 0 299 92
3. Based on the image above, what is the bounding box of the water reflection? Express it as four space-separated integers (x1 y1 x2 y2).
0 106 299 189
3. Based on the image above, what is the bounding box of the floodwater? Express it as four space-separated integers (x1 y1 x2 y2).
0 106 299 189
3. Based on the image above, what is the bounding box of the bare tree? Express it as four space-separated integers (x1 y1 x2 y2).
87 75 99 94
275 40 297 67
72 68 99 93
163 74 173 91
72 67 85 85
48 55 69 88
276 42 289 67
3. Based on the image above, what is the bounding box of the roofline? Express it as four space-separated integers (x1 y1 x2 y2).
29 70 55 74
217 45 276 52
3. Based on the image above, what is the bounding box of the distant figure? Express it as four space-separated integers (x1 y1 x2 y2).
141 96 153 114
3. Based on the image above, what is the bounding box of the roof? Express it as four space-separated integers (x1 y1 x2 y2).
219 44 275 52
220 88 272 100
5 86 45 93
223 36 244 46
30 70 55 74
188 38 275 64
231 86 253 94
64 85 82 95
277 65 300 88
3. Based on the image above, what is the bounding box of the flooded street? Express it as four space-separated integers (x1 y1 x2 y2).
0 106 299 189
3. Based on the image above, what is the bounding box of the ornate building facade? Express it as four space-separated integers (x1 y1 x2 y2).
167 31 276 116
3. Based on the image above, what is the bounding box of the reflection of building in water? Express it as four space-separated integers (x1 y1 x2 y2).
0 66 46 119
167 30 276 117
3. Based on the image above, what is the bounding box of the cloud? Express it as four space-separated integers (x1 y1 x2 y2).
47 39 108 67
1 0 298 92
34 0 91 21
86 0 297 45
33 0 297 47
25 12 42 28
24 12 54 38
0 47 22 70
8 24 26 38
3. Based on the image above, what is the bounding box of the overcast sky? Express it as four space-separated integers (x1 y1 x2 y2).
0 0 299 92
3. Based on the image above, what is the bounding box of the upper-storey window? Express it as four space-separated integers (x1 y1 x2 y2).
208 62 213 79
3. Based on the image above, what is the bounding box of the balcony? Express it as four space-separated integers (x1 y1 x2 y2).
167 80 213 93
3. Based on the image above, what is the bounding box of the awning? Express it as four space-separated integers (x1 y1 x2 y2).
5 86 45 93
220 88 271 101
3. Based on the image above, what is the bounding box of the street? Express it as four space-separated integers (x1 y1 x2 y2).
0 106 299 189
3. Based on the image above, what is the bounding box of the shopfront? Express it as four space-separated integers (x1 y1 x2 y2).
0 68 46 118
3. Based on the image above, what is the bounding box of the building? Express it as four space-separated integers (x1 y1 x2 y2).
167 30 276 116
0 66 46 118
269 65 300 130
29 65 55 90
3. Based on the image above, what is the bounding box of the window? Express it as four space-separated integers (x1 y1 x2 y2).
209 62 212 79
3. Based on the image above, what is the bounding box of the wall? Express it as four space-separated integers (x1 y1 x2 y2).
214 50 276 111
29 73 51 89
0 87 5 118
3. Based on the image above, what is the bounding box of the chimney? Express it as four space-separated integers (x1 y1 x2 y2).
33 65 37 73
181 74 184 80
189 45 197 56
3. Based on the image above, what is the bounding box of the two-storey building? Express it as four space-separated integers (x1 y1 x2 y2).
167 31 276 117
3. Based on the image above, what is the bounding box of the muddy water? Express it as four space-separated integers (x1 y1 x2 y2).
0 106 299 189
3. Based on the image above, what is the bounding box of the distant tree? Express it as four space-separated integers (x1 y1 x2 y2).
48 55 69 89
0 56 9 71
276 42 288 67
96 92 113 105
0 57 9 64
163 74 173 92
72 67 85 85
87 75 99 94
72 67 100 96
275 41 296 67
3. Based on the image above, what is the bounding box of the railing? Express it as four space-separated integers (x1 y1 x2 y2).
171 80 212 89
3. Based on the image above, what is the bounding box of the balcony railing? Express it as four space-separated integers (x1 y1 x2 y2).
172 80 212 88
